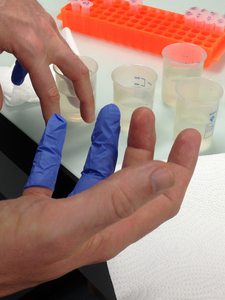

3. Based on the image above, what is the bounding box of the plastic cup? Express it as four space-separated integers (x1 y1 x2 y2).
162 43 207 107
53 56 98 122
174 77 223 149
112 64 158 132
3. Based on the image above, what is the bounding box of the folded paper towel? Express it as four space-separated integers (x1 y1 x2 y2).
108 153 225 300
0 64 39 106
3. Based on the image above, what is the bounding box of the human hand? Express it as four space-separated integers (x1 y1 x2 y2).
0 104 201 296
0 0 94 123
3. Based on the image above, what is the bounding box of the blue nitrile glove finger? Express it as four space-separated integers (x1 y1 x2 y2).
24 114 67 190
69 104 121 196
11 60 28 85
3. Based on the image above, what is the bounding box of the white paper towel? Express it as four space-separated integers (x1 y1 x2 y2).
108 153 225 300
61 27 80 55
0 65 39 106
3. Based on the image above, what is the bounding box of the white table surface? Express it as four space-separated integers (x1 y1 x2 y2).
0 0 224 179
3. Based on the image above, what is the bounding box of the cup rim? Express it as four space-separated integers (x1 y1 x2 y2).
53 55 98 78
162 43 207 67
175 76 224 104
111 64 158 90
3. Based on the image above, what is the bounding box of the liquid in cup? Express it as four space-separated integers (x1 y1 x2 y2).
162 43 207 107
54 56 98 122
112 64 158 132
174 77 223 149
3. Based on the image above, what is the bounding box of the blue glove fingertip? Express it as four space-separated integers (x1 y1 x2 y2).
91 104 120 143
24 114 67 190
85 103 121 178
69 104 121 196
11 60 28 85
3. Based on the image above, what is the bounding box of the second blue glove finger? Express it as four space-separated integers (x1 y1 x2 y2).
24 114 67 191
69 104 121 196
11 60 28 85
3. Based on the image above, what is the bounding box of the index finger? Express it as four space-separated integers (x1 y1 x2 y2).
28 48 95 123
23 113 67 197
29 62 61 123
56 52 95 123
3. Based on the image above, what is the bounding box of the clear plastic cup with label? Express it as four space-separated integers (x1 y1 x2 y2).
162 43 207 107
111 64 158 132
53 56 98 122
174 77 223 149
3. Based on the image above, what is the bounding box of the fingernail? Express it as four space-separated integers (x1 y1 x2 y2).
150 167 175 194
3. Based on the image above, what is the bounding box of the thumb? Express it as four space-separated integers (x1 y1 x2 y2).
91 162 175 221
64 161 175 244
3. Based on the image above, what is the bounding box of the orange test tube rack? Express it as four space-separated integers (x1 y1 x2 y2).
57 0 225 68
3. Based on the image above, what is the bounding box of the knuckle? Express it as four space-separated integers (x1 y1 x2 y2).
24 16 57 58
171 203 182 217
45 86 60 103
70 56 90 80
167 197 182 219
23 32 45 59
45 12 57 28
80 63 90 77
85 233 116 264
38 13 56 35
111 184 136 220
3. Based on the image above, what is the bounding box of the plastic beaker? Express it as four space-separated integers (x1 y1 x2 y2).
174 77 223 149
162 43 207 107
54 56 98 122
111 64 158 132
